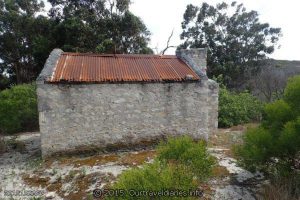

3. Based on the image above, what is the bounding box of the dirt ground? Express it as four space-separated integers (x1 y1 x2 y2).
0 125 268 200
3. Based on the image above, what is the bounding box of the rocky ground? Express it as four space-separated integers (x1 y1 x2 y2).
208 125 269 200
0 125 268 200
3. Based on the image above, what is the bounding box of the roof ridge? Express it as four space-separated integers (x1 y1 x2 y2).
61 52 177 59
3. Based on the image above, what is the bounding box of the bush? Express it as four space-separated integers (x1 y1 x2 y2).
234 127 274 171
263 100 293 134
284 75 300 114
0 84 38 134
108 161 198 200
157 136 215 181
278 117 300 157
107 136 214 200
235 75 300 174
218 88 263 127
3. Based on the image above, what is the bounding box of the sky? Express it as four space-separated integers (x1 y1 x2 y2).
43 0 300 61
129 0 300 60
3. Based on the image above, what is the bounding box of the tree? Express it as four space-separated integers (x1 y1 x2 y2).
236 75 300 175
0 0 55 84
249 60 300 102
48 0 153 54
0 0 153 88
179 1 281 88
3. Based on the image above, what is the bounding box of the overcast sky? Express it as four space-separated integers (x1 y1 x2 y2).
129 0 300 60
44 0 300 60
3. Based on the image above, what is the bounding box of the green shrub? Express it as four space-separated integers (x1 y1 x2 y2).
108 161 198 200
0 84 38 134
235 127 274 171
108 136 213 200
284 75 300 114
218 88 263 127
157 136 215 181
278 117 300 157
235 75 300 174
263 100 293 134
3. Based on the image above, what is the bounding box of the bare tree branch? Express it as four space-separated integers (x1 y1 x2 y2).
151 43 160 55
160 29 176 55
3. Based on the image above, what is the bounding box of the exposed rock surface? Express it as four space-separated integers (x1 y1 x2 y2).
0 126 267 200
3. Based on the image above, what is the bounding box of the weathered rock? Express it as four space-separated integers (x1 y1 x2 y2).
45 192 56 199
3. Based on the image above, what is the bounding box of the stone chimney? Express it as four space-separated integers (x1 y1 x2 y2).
176 48 207 79
36 48 63 84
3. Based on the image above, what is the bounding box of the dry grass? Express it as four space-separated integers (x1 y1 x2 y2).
53 150 156 168
212 165 230 178
22 175 50 188
21 150 157 200
258 176 300 200
119 150 156 166
50 154 119 167
209 129 243 148
70 154 119 167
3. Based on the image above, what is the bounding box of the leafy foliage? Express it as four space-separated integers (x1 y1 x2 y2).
0 0 55 84
263 100 293 134
0 75 11 90
157 136 215 181
179 1 281 88
234 127 274 171
108 136 214 199
48 0 152 54
0 84 38 134
284 75 300 114
219 87 263 127
235 75 300 174
108 161 198 200
0 0 153 88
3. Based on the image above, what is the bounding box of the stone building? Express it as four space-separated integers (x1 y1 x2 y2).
37 48 219 157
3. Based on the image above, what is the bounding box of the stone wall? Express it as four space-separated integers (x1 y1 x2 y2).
176 49 207 78
37 81 218 157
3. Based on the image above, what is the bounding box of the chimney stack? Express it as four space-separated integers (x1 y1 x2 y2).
176 48 207 79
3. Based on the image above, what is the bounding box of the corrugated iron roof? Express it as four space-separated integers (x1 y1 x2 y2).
48 52 200 83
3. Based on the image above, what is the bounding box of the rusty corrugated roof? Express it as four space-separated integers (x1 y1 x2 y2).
48 52 200 83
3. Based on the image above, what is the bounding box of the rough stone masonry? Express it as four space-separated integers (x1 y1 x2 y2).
37 48 219 157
